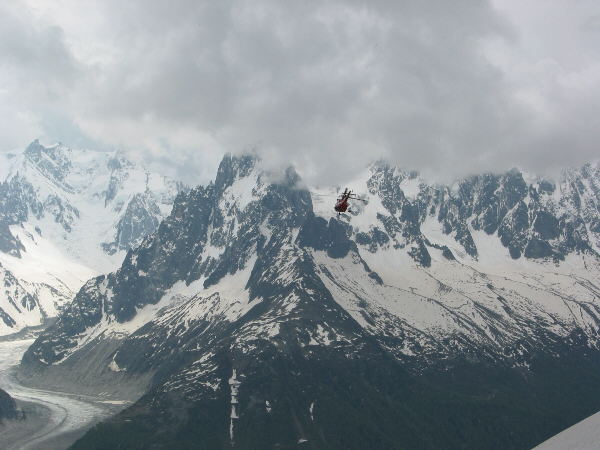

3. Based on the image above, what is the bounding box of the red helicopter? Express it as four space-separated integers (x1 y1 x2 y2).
334 188 366 215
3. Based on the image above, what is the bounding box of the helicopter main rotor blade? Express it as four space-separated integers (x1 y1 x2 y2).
349 196 367 202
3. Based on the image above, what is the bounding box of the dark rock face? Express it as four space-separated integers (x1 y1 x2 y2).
0 388 20 422
102 193 162 254
0 223 24 257
21 156 600 449
73 342 600 450
0 176 43 229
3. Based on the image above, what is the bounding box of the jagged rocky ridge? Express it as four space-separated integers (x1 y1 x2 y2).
21 155 600 448
0 140 183 335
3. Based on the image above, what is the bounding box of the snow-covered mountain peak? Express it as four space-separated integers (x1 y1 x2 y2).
22 139 73 187
214 153 257 191
312 161 600 265
0 140 184 335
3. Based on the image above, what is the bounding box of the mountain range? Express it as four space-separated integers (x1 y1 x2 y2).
13 152 600 448
0 140 183 335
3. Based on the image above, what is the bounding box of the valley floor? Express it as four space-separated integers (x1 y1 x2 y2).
0 338 129 450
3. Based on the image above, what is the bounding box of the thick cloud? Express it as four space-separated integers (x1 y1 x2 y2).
0 2 78 150
1 0 599 184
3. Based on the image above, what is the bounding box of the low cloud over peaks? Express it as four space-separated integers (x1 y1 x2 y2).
1 0 599 185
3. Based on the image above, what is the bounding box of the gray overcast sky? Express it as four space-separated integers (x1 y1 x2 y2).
1 0 599 185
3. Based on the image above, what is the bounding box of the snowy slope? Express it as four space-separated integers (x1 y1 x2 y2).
0 140 183 335
308 163 600 360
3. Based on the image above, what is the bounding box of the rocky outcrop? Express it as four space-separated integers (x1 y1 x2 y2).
0 388 21 422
